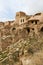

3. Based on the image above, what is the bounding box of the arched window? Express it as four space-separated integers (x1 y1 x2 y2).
21 19 24 23
21 19 22 22
32 21 34 23
35 21 37 24
23 19 24 22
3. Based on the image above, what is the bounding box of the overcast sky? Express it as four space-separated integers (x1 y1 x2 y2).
0 0 43 21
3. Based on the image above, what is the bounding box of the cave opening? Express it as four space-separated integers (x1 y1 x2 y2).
12 28 16 31
40 27 43 32
26 27 30 33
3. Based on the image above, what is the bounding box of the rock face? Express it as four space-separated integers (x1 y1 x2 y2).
0 31 43 65
0 11 43 51
20 51 43 65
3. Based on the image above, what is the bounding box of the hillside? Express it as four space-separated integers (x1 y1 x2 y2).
0 33 43 65
0 11 43 65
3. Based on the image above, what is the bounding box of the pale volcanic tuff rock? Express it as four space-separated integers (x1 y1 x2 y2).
0 11 43 51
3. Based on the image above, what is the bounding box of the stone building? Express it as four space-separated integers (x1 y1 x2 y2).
15 11 31 25
0 11 43 51
27 13 43 35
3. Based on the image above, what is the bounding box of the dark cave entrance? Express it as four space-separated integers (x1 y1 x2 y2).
25 27 30 33
40 27 43 32
12 28 16 31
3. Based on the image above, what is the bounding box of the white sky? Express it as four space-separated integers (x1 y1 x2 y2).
0 0 43 21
